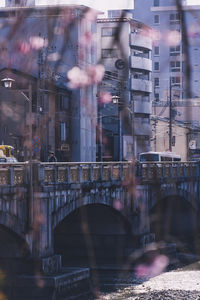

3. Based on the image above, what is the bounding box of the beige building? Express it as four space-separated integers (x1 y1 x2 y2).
151 117 189 161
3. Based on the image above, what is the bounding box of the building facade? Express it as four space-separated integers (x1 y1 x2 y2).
97 12 152 160
133 0 200 159
151 116 189 160
0 5 98 162
5 0 35 6
133 0 200 101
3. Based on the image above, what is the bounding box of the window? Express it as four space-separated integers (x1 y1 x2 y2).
155 93 159 101
60 94 70 110
171 76 181 86
102 49 118 58
170 13 180 24
154 46 159 56
154 77 159 87
61 122 66 141
154 62 159 71
170 61 181 72
101 27 115 37
154 0 159 6
154 15 159 24
170 45 181 56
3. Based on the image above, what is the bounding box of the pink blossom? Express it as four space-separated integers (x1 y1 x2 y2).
150 29 161 44
67 66 90 89
135 254 169 279
165 30 181 46
80 31 94 45
17 41 31 54
113 199 124 211
47 52 61 62
87 64 105 84
67 64 105 89
29 36 48 50
84 8 98 21
98 91 112 104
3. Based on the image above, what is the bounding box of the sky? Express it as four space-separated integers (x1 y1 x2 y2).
0 0 199 11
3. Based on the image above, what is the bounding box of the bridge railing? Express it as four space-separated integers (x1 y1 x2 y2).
139 161 200 181
0 162 28 185
38 162 133 184
0 161 200 186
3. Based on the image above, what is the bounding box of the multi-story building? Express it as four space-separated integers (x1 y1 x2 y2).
133 0 200 158
97 12 152 160
5 0 35 6
133 0 200 100
0 4 97 162
151 116 189 160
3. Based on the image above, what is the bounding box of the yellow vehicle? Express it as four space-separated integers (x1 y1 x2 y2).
0 145 17 162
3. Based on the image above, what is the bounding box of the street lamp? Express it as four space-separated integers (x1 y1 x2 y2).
1 77 15 88
1 77 33 161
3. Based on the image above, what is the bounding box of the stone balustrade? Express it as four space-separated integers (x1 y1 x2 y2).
38 162 132 184
0 161 199 187
139 161 200 182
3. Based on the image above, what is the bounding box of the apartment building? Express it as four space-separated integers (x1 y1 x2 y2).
97 12 152 160
133 0 200 158
5 0 35 6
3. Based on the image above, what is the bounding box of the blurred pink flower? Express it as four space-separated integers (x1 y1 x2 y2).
29 36 48 50
188 24 200 39
16 41 31 54
67 66 90 88
80 31 97 46
98 91 112 104
150 29 161 44
113 199 124 211
67 64 105 89
87 64 105 83
165 30 181 46
135 254 169 279
84 8 98 21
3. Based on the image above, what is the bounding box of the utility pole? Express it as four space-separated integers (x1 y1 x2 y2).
99 109 103 161
169 76 173 152
119 106 123 161
131 100 135 158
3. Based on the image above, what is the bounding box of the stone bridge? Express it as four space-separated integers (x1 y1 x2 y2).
0 160 200 299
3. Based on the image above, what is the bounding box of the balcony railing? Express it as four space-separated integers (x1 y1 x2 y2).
130 33 152 50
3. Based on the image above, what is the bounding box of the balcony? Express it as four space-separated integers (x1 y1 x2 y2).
130 56 152 71
130 78 152 93
130 33 152 50
134 100 151 114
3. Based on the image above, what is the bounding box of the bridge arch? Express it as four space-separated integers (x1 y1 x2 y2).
51 186 130 230
0 224 31 297
150 194 198 251
54 203 137 268
0 211 27 239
